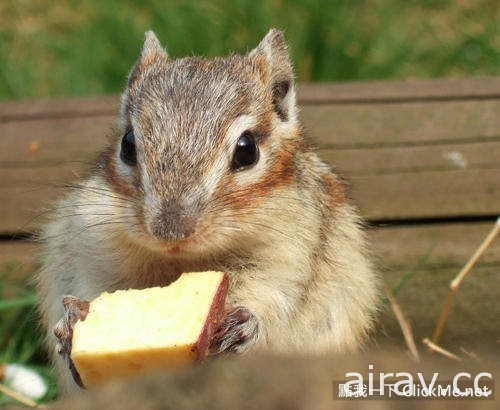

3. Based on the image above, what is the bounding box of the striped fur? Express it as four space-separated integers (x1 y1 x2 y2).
37 29 379 394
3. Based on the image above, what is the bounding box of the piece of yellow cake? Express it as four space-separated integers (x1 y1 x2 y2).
71 271 228 387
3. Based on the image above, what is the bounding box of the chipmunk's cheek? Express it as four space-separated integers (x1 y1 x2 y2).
222 143 296 219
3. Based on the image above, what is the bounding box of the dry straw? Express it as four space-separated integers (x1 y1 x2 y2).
432 217 500 345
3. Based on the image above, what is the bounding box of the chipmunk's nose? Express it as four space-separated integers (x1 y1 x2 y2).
149 201 197 242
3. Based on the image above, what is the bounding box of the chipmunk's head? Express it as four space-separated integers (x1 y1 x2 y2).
100 29 303 255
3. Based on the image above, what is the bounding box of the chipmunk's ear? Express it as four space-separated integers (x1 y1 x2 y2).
121 31 168 117
141 31 168 60
249 28 296 122
127 31 168 90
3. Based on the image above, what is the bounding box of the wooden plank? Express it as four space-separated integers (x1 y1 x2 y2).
0 116 112 163
1 77 499 121
1 101 498 162
301 100 500 147
320 140 500 175
1 126 499 230
370 222 500 269
1 99 498 161
1 82 499 232
373 221 500 347
0 95 119 122
298 76 500 104
2 120 498 177
0 163 93 187
0 186 65 232
0 91 500 149
0 241 38 281
11 99 494 167
352 168 499 220
378 265 499 348
4 141 499 186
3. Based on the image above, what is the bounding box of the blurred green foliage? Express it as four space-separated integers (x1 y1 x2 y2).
0 0 498 99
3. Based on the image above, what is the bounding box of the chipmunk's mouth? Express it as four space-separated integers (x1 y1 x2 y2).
132 208 223 257
162 238 198 255
139 222 212 256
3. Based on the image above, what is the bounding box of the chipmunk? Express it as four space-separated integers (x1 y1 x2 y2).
37 29 379 394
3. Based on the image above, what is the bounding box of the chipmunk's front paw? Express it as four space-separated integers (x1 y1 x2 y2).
210 306 258 355
53 295 90 388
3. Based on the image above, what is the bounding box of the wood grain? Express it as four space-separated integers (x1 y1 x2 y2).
0 95 119 121
320 140 500 174
1 96 499 230
2 100 498 163
378 264 499 347
1 77 498 120
297 76 500 104
373 221 500 347
370 222 500 269
301 100 500 147
352 168 499 220
1 78 499 257
0 241 39 279
0 116 112 163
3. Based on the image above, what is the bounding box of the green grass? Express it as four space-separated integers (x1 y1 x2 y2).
0 266 58 406
0 0 498 100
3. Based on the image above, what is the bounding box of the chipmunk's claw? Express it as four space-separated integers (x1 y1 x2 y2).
210 306 258 355
53 295 90 389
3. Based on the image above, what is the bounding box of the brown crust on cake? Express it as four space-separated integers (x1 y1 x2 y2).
194 273 229 359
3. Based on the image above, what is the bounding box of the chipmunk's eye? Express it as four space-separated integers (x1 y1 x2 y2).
231 131 259 171
120 129 136 166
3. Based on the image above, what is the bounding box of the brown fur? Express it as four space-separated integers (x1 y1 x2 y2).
222 139 299 214
96 144 135 198
321 172 348 210
37 29 380 394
